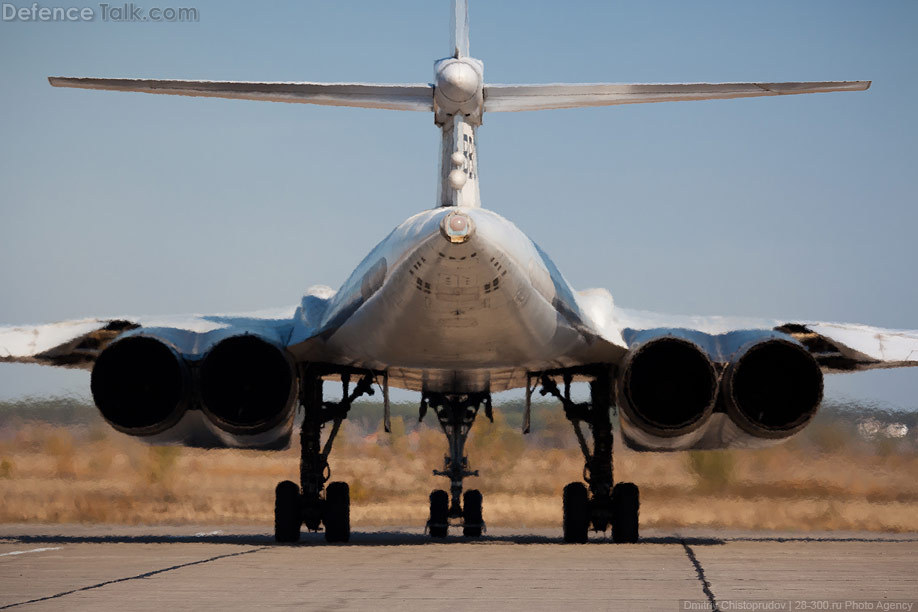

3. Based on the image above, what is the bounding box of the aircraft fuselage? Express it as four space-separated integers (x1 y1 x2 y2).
288 207 605 392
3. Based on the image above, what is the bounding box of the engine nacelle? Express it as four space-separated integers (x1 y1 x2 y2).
199 335 297 437
91 336 190 436
722 338 823 439
616 337 718 450
692 338 824 449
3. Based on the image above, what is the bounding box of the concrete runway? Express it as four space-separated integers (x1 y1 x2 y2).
1 525 916 611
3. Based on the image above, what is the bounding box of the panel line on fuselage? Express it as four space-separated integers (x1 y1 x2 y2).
286 207 598 392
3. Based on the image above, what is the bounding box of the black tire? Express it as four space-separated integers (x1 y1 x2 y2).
429 489 449 538
274 480 301 543
612 482 640 543
324 481 351 543
562 482 590 543
462 489 483 537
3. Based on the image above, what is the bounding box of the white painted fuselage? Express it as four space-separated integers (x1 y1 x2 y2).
287 207 620 392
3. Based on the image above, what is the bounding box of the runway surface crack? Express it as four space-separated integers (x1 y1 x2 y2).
0 546 268 609
681 539 718 611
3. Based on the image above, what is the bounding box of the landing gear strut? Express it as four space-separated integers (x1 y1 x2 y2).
537 368 639 543
422 391 490 538
274 366 379 543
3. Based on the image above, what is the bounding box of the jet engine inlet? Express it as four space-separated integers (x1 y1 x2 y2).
618 337 717 438
199 335 296 435
90 336 189 436
723 339 823 438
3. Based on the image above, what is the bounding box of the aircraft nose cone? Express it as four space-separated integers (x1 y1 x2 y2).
437 61 480 103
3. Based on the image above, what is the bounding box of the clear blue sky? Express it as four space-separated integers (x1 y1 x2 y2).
1 0 916 408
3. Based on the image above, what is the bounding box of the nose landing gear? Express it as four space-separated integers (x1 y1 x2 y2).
422 391 490 538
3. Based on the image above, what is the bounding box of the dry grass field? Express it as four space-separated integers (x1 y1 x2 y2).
1 398 916 532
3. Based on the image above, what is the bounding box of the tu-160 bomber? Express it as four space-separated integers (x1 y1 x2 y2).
1 1 913 544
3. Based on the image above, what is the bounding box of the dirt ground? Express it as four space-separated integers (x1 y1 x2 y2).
1 400 916 532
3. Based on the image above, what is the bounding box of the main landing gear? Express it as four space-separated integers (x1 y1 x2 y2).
537 368 640 543
421 392 490 538
274 366 379 544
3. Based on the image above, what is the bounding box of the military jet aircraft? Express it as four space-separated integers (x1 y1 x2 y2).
2 0 912 544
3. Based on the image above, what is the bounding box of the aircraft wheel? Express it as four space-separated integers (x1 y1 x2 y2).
612 482 640 543
324 481 351 543
462 489 483 537
274 480 301 543
562 482 590 543
428 489 449 538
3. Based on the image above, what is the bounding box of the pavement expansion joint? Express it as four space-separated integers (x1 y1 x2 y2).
0 546 269 610
681 539 719 611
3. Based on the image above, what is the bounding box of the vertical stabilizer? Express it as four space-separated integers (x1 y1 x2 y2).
451 0 470 58
48 0 870 215
436 0 481 207
438 115 480 208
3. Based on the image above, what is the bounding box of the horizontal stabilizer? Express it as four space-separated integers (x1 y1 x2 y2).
48 77 434 111
483 81 870 112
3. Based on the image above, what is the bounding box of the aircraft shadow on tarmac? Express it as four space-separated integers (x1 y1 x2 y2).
3 531 715 546
4 530 915 547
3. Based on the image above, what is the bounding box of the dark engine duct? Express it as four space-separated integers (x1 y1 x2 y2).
722 339 823 439
617 337 718 446
91 336 190 436
199 335 297 435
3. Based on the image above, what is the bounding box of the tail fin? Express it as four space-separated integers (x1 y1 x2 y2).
439 116 479 208
48 2 871 214
451 0 469 58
